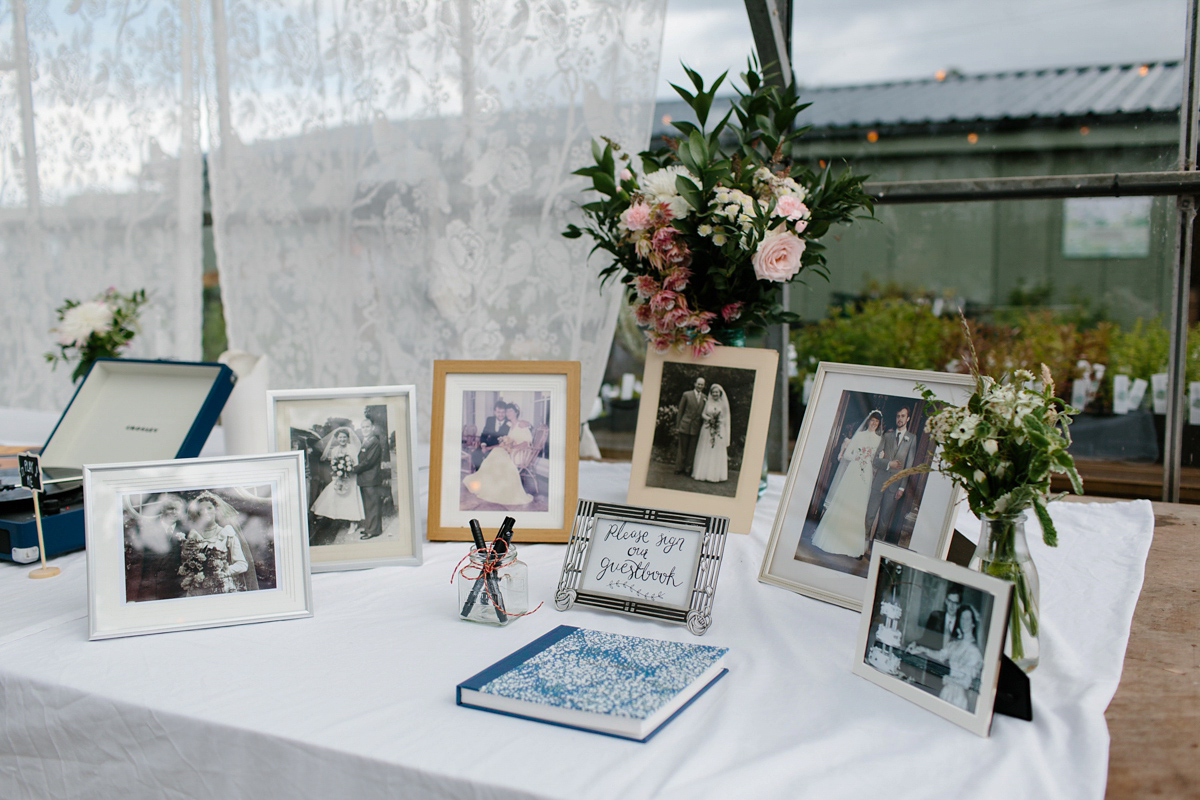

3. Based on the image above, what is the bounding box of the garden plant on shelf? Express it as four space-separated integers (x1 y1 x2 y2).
45 287 148 383
898 332 1084 672
565 60 873 356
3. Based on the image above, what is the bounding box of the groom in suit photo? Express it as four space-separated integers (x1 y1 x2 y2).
472 398 510 470
865 405 918 544
354 415 387 540
674 376 707 474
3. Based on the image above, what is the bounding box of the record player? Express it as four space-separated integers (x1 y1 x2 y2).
0 359 236 563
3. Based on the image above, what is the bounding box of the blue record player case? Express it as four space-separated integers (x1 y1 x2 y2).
0 359 236 563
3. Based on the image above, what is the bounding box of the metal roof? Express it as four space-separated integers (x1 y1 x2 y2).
653 61 1182 135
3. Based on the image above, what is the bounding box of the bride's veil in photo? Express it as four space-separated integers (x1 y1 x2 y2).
823 410 883 512
318 427 363 460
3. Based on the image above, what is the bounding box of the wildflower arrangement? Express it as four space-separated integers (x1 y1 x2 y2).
564 61 873 356
45 287 148 383
919 362 1083 545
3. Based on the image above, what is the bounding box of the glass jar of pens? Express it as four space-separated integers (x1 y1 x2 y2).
456 516 530 626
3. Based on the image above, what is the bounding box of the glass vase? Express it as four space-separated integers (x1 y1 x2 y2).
969 513 1040 672
457 546 528 626
713 327 769 497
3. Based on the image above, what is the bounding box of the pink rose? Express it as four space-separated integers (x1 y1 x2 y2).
621 203 653 232
752 229 806 282
775 195 809 221
721 302 744 322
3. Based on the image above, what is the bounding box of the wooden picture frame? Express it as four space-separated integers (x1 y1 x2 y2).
83 452 314 640
429 360 580 542
554 500 729 635
758 362 974 610
627 345 778 534
852 543 1013 737
266 385 422 571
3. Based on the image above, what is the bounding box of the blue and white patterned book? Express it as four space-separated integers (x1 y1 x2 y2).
456 625 729 741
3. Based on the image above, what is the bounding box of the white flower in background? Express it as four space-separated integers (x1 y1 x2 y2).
973 469 987 484
55 300 114 346
641 165 696 218
949 413 980 443
983 438 999 455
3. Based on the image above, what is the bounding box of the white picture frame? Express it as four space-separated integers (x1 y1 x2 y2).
554 500 729 635
852 542 1013 737
267 385 422 571
83 452 314 640
759 362 974 609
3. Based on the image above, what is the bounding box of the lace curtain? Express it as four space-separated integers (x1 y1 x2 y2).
205 0 667 438
1 0 204 411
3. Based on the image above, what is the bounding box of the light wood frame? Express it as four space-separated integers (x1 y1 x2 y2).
429 360 580 542
627 345 778 535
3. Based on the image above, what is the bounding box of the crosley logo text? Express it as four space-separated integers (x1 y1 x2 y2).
125 425 158 433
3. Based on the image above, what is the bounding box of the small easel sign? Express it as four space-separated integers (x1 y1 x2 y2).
17 452 61 580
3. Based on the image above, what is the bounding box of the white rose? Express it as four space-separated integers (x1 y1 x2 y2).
55 300 114 347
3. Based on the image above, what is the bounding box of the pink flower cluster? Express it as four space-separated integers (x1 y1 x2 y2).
623 201 722 356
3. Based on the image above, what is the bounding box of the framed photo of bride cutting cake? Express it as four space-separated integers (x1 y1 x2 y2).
428 360 580 543
852 543 1013 737
758 363 974 610
627 345 778 535
267 385 421 571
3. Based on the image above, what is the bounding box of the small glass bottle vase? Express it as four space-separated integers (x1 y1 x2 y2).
969 514 1040 672
457 547 528 626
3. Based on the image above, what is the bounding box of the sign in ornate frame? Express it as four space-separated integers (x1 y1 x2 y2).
554 500 728 635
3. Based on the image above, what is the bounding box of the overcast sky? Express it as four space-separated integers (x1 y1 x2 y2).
657 0 1187 97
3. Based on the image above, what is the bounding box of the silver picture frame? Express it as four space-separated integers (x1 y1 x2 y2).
267 385 422 571
83 452 314 640
852 542 1013 737
759 362 974 610
555 499 728 635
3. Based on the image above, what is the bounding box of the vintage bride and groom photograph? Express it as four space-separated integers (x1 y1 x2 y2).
459 390 551 511
794 388 937 577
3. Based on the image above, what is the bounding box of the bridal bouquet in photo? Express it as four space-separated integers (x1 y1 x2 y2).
330 454 355 492
911 346 1083 671
45 287 148 383
565 60 873 356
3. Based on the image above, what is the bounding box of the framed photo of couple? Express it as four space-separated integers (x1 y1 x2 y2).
267 385 422 571
759 363 974 610
428 360 580 543
628 345 779 534
83 452 314 640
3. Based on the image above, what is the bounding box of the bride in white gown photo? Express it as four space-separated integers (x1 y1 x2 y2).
692 383 731 482
810 410 883 559
463 403 534 506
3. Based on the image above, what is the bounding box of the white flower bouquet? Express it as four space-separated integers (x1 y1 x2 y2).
45 287 148 383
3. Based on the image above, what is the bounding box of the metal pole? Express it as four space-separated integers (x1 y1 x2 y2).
1163 0 1200 502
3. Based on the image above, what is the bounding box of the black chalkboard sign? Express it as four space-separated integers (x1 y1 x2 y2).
17 452 42 492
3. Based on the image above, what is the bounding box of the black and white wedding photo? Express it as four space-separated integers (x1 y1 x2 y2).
644 362 756 498
122 485 278 603
284 405 402 546
459 389 551 512
862 554 997 715
793 389 936 577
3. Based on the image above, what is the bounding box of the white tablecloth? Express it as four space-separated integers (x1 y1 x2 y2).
0 448 1153 799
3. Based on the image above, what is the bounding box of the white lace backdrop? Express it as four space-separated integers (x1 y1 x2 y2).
205 0 667 439
1 0 204 411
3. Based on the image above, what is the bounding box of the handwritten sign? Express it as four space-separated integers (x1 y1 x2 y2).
18 453 42 493
578 517 702 608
